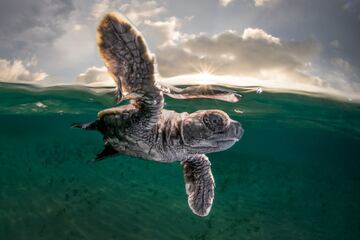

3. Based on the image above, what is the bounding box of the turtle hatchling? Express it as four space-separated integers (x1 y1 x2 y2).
72 12 244 216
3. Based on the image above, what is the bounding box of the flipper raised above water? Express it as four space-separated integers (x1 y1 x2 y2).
97 12 163 130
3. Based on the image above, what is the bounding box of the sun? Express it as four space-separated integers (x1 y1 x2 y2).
191 63 219 84
196 71 216 84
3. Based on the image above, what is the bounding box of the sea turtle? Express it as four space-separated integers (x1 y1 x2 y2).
73 12 244 216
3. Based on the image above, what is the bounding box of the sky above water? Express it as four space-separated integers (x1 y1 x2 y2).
0 0 359 99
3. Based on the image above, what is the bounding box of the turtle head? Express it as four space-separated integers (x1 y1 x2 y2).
180 110 243 154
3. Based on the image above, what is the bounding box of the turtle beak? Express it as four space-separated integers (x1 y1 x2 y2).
229 120 244 140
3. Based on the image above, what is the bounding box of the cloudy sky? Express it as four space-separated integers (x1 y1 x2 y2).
0 0 359 98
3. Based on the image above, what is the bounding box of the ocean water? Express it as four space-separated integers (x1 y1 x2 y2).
0 82 359 240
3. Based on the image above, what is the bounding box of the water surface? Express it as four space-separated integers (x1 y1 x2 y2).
0 83 359 240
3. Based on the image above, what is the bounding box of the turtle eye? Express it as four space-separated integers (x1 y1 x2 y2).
203 113 225 132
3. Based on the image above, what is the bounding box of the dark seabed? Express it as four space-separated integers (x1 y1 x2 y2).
0 83 359 240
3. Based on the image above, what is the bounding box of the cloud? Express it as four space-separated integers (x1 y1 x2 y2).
0 0 74 53
91 0 111 19
119 0 166 25
91 0 166 24
343 0 360 20
330 40 340 48
332 58 351 72
0 0 188 84
327 57 360 92
0 59 47 83
76 66 114 86
142 17 182 47
91 0 179 48
242 28 280 44
91 0 189 48
254 0 276 7
0 0 80 83
50 19 97 70
155 28 321 88
219 0 233 7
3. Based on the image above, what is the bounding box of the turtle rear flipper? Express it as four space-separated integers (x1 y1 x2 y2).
181 154 215 217
94 144 118 162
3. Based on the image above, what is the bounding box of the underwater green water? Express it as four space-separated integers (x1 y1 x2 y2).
0 83 359 240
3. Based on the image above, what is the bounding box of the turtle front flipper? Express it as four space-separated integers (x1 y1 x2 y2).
181 154 215 217
97 12 163 130
163 84 242 103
